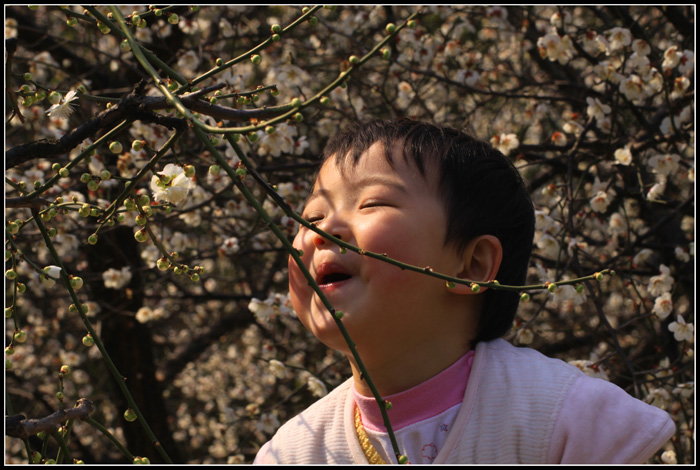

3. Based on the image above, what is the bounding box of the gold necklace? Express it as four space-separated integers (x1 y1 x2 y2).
354 405 387 464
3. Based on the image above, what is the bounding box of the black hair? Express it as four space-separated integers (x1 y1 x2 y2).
320 118 535 343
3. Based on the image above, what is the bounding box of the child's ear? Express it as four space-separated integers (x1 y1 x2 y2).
447 235 503 295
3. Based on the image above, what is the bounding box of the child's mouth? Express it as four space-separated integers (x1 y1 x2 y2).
315 263 353 288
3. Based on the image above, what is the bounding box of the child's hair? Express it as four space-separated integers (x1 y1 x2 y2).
320 118 535 343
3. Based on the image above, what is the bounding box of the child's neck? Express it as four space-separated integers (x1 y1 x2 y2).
349 339 473 397
352 349 475 432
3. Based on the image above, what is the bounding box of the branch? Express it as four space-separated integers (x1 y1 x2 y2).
6 398 95 440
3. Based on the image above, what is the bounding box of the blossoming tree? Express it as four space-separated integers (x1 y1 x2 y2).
5 5 694 464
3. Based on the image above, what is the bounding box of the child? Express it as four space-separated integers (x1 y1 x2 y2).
253 119 675 464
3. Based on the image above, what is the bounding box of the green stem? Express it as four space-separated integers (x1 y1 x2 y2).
84 417 135 461
97 128 184 226
30 209 172 464
22 119 132 202
203 130 403 462
183 6 324 92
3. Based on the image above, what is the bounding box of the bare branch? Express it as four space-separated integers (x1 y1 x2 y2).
6 398 95 440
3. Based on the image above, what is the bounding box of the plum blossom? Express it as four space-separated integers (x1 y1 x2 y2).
268 360 287 379
631 39 651 56
490 133 519 156
456 69 479 87
43 265 62 280
586 96 611 122
674 246 690 263
619 74 645 101
661 450 678 465
652 293 673 320
589 191 611 213
150 163 194 205
536 233 560 259
249 297 276 322
647 180 666 201
219 237 240 256
662 46 682 71
645 387 671 409
102 266 132 289
537 32 573 64
668 316 693 342
46 90 79 120
177 50 200 74
255 412 280 434
257 122 298 157
135 306 165 323
647 264 673 297
607 27 632 51
306 376 328 398
614 146 633 165
568 360 608 380
648 153 680 176
678 49 694 74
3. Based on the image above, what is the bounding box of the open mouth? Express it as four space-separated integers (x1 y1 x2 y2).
318 272 352 285
316 263 353 286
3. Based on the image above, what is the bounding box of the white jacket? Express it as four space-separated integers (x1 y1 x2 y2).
254 339 675 464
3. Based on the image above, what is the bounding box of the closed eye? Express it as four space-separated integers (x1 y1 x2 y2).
360 200 392 210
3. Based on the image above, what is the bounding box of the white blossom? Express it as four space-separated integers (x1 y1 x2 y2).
614 146 633 165
648 265 674 297
46 90 79 120
652 293 674 320
590 191 611 213
306 376 328 398
490 133 519 156
647 179 666 201
586 96 611 122
102 266 132 289
607 27 631 51
648 154 681 176
255 412 280 434
150 163 194 206
668 316 693 342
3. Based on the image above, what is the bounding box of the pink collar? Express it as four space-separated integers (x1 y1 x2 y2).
353 350 475 432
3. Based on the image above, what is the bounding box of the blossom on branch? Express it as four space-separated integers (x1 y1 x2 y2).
45 90 79 120
668 316 694 342
102 266 132 289
150 164 195 206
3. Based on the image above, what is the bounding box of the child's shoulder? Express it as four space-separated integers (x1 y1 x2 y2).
254 377 357 464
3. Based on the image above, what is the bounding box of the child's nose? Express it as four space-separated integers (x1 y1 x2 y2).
313 235 326 247
313 232 342 247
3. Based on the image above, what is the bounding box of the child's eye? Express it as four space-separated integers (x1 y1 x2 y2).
302 212 323 223
360 200 390 210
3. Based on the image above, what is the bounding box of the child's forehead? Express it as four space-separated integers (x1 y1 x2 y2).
325 140 430 177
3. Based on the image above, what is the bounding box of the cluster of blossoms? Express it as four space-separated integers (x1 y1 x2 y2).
5 5 693 464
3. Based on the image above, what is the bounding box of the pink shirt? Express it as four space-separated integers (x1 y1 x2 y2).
353 351 475 463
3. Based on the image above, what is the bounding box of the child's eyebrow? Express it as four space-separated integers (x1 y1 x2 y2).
304 176 407 206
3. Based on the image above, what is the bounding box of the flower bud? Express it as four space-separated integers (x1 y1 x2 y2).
470 283 481 293
134 229 148 243
385 23 397 34
251 54 262 65
124 408 138 422
14 330 27 343
109 141 123 154
48 91 62 105
82 334 95 347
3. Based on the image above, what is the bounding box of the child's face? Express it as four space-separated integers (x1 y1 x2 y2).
288 142 467 362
